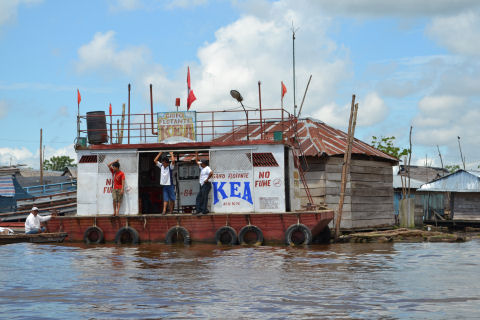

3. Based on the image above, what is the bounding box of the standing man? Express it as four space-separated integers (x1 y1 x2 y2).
154 151 176 214
108 159 125 216
195 152 213 215
25 207 52 234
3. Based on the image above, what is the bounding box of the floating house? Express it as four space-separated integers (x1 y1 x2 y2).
214 117 398 230
418 170 480 222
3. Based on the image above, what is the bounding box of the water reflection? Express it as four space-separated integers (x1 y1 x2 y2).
0 241 479 319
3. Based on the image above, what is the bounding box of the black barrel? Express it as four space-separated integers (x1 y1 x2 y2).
86 111 108 145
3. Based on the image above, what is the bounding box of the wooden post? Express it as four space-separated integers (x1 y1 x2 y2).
40 128 43 185
119 103 126 144
335 95 358 241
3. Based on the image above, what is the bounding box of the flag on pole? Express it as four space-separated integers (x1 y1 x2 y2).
281 81 287 99
109 103 112 116
77 89 81 105
187 66 196 110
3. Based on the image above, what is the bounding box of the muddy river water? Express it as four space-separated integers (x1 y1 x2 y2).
0 240 479 319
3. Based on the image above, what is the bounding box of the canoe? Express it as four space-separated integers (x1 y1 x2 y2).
0 232 68 244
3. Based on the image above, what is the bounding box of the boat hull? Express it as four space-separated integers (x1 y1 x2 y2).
46 211 334 244
0 232 68 244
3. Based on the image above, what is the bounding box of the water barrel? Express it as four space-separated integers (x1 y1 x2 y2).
86 111 108 145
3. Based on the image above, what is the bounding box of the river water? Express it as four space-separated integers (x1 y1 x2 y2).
0 240 479 319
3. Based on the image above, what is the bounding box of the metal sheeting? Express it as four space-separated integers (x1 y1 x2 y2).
418 170 480 192
0 176 15 197
214 118 397 161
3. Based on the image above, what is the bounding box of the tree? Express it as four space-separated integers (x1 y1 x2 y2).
371 136 409 159
43 156 76 171
445 164 461 173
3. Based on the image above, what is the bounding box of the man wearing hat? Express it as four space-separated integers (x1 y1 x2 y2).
25 207 52 234
194 152 213 215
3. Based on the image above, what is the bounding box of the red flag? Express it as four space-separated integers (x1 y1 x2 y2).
77 89 81 105
187 90 196 110
187 66 191 90
281 81 287 99
109 103 112 116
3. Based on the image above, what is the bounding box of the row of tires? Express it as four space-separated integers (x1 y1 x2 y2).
84 223 324 246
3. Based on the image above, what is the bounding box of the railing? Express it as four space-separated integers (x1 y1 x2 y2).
25 181 77 195
79 108 296 145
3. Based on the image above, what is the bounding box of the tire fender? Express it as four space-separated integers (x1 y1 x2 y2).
285 223 312 246
165 226 191 245
114 226 140 244
238 225 263 246
83 226 104 244
215 226 237 245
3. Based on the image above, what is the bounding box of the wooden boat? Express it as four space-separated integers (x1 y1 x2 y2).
0 232 68 244
41 85 334 245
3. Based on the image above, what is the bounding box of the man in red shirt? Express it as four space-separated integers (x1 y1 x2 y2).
108 159 125 216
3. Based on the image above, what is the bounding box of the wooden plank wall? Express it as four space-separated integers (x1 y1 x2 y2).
300 156 395 230
453 192 480 220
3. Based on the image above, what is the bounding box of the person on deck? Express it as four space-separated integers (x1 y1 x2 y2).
194 152 213 215
154 152 176 214
25 207 51 234
107 159 125 216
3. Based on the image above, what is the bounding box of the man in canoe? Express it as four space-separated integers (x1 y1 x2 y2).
108 159 126 216
25 207 52 234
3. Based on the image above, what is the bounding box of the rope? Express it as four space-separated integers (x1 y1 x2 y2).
144 217 147 229
93 216 97 227
125 218 129 228
225 215 230 226
247 215 251 226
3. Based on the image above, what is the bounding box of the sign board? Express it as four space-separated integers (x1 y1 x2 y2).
157 111 196 143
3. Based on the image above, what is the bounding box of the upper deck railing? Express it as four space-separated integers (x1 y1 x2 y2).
78 107 297 146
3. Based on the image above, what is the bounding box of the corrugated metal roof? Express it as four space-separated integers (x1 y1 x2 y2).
418 170 480 192
214 117 397 162
393 175 424 189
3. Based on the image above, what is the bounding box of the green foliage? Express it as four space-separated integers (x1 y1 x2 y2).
371 136 409 159
445 164 461 173
43 156 76 171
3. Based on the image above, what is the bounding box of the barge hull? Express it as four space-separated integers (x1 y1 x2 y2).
46 211 334 244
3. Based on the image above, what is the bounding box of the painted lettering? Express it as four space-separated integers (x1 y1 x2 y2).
258 171 270 179
213 182 228 204
106 178 112 185
230 182 241 198
213 181 253 205
255 180 271 187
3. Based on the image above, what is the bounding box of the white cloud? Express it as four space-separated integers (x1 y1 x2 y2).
57 106 68 117
0 147 33 167
0 0 42 27
301 0 480 17
76 31 151 76
165 0 208 10
427 11 480 56
312 92 388 128
108 0 143 12
0 100 8 119
0 144 76 169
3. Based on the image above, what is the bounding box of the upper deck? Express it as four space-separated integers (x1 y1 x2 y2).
78 106 297 151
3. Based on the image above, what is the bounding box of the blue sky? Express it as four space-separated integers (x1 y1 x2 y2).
1 0 480 169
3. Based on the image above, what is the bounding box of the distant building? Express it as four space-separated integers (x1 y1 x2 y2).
418 170 480 221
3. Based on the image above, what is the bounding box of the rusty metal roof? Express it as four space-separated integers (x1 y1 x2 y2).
213 117 398 162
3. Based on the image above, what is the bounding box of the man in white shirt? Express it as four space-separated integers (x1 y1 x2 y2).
195 152 213 215
154 151 176 214
25 207 51 234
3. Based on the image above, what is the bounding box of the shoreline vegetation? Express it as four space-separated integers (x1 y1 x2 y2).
338 227 480 243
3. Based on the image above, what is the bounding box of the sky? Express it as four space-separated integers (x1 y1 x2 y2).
1 0 480 170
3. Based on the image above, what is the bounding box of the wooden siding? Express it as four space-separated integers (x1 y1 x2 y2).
453 192 480 220
299 156 395 230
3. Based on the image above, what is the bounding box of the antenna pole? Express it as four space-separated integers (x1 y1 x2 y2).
458 136 466 170
292 24 297 117
436 145 444 174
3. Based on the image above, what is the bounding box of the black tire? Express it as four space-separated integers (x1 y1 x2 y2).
83 226 104 244
114 227 140 244
285 224 312 246
238 225 263 246
165 226 191 245
215 226 237 245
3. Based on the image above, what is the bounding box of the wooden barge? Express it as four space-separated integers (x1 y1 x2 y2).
38 88 334 245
